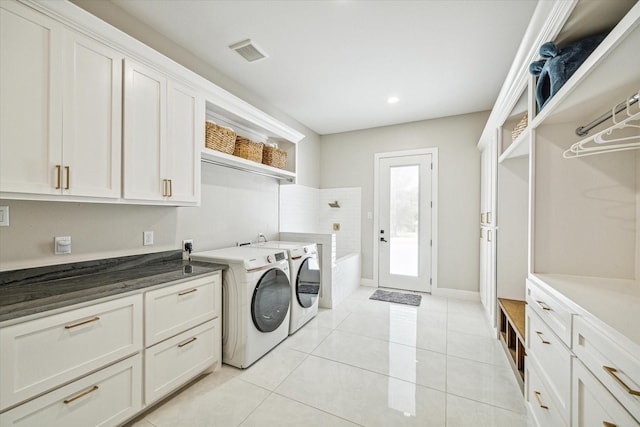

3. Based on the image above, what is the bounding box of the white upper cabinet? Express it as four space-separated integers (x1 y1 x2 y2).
0 1 122 200
123 59 201 205
62 30 123 199
0 1 63 195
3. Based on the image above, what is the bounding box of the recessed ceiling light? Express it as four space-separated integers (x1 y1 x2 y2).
229 39 268 62
387 96 399 104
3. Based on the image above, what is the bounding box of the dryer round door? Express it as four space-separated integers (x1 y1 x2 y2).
296 256 320 308
251 268 291 332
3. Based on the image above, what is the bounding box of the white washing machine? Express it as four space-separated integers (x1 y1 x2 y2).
191 246 291 368
252 241 320 334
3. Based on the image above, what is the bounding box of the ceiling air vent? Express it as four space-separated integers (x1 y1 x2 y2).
229 39 268 62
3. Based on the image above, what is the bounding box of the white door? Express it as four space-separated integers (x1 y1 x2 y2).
0 2 63 195
63 30 122 198
378 152 434 292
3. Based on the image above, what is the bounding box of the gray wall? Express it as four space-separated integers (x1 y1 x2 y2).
320 111 489 292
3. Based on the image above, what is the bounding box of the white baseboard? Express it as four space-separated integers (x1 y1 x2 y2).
431 287 480 301
360 278 376 287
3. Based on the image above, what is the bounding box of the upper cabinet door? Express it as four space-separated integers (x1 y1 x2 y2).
63 31 123 199
123 59 167 201
165 80 202 204
0 2 63 195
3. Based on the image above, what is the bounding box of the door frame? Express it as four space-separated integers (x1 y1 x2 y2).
373 148 438 292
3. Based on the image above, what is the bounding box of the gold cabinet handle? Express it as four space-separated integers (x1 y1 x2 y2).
64 166 70 190
535 331 550 344
168 179 173 197
162 179 168 197
480 228 484 238
534 391 548 410
487 229 492 242
64 385 98 404
178 288 197 296
536 300 551 311
480 212 485 224
603 366 640 396
487 211 492 224
603 422 617 427
55 165 62 189
65 316 100 329
178 337 197 348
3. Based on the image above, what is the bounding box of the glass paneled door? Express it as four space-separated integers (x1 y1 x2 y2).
378 153 433 292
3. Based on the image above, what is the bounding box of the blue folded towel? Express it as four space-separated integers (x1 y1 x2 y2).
529 33 606 111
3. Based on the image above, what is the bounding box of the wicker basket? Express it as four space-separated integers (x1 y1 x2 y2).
233 136 264 163
205 121 236 154
262 144 287 169
511 112 528 141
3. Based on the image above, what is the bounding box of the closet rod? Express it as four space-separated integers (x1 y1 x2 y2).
201 158 294 182
575 92 639 136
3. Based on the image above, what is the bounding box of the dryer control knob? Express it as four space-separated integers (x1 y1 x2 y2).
304 247 309 253
267 255 274 263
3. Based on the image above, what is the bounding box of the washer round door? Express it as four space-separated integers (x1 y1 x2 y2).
296 256 320 308
251 268 291 332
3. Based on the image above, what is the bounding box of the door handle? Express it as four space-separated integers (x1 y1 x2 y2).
380 237 388 242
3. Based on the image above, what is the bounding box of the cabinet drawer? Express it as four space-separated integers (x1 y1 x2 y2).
527 356 568 427
0 295 142 410
573 316 640 422
527 279 573 346
0 354 142 427
573 358 639 427
527 306 573 425
144 318 220 405
144 273 221 346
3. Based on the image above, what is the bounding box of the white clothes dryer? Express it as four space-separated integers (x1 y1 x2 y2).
251 241 320 334
191 246 291 368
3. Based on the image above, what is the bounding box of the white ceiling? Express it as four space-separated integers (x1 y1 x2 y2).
110 0 538 135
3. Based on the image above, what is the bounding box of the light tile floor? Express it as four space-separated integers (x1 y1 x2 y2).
127 287 533 427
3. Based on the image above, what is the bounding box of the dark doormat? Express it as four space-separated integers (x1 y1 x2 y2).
369 289 422 306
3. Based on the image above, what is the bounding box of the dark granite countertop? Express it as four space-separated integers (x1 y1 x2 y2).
0 251 225 323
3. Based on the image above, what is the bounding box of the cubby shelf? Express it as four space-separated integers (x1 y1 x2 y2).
498 298 526 392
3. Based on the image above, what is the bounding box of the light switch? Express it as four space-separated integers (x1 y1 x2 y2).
0 206 8 226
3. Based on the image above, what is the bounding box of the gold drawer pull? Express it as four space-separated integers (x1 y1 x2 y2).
178 288 197 296
55 165 62 189
480 212 485 224
603 366 640 396
64 166 70 189
487 211 492 224
168 179 173 197
536 300 551 311
535 331 550 344
65 316 100 329
534 391 548 410
64 385 98 404
178 337 197 348
603 422 617 427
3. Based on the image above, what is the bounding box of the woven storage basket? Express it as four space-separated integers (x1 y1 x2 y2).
511 112 528 141
233 136 264 163
205 121 236 154
262 145 287 169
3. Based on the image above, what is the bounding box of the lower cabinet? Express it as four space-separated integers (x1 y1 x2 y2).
0 355 142 427
527 356 568 427
145 318 221 405
0 271 223 427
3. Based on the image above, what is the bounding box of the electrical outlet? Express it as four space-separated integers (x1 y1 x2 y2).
54 236 71 255
0 206 8 226
143 231 154 246
182 239 193 252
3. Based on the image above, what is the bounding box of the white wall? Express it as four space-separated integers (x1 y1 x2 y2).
280 185 361 257
320 111 489 292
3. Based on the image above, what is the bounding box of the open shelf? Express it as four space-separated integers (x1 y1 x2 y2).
498 298 527 391
499 127 530 163
201 147 296 182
